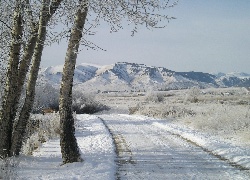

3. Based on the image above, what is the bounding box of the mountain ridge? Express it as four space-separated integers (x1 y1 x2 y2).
38 62 250 92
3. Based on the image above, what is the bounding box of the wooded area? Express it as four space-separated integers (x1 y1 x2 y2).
0 0 177 163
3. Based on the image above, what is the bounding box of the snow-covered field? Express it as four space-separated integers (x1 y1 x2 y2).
97 87 250 148
1 87 250 179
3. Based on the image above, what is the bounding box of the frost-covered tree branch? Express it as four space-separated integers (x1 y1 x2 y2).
59 0 177 164
0 0 63 158
0 0 178 160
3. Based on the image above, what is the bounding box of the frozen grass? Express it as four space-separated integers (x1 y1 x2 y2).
33 84 109 114
22 113 61 155
106 87 250 147
1 87 249 179
144 90 164 103
0 156 20 180
88 87 250 149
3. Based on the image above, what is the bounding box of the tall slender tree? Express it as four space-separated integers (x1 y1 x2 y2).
60 0 88 164
0 0 177 161
11 0 63 156
0 0 63 158
0 0 23 158
59 0 177 164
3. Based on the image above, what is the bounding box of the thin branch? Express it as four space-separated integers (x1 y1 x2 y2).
0 19 12 30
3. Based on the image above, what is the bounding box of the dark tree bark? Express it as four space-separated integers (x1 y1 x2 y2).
0 0 63 158
10 0 63 156
0 0 23 158
60 1 88 164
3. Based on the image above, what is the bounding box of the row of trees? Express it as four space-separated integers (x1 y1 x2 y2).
0 0 177 164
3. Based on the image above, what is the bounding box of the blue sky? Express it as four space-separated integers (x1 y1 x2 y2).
42 0 250 73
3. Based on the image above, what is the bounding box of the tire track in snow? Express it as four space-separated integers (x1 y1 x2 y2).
99 117 136 180
168 131 250 171
99 114 250 179
153 122 250 172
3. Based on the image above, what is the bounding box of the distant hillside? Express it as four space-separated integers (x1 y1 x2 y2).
38 62 250 92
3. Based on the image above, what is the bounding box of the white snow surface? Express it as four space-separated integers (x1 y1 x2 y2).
153 122 250 169
16 114 116 180
12 114 250 179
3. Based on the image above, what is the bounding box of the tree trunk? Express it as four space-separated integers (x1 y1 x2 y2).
13 26 38 113
12 0 39 119
10 0 63 156
0 0 63 158
60 1 88 164
10 0 62 156
10 0 64 155
0 0 23 158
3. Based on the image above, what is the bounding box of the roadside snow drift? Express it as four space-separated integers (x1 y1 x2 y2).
16 115 116 180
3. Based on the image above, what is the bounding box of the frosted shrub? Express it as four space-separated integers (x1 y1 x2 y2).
161 105 192 118
33 83 59 113
33 85 109 114
145 91 164 103
22 132 42 155
157 93 165 102
188 104 250 135
185 87 201 103
129 100 196 119
128 103 141 114
72 90 110 114
22 113 60 155
0 157 20 180
161 105 196 118
117 87 250 146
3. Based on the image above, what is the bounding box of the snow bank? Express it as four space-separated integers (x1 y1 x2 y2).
16 115 116 180
153 121 250 169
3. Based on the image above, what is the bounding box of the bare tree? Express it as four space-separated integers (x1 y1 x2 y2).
60 0 88 164
0 0 177 161
59 0 177 163
0 0 24 158
0 0 63 158
11 0 64 156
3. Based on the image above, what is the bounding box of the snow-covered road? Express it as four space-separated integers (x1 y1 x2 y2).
14 114 250 180
99 114 250 179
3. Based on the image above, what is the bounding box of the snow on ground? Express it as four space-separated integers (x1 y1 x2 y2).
1 113 250 179
153 121 250 169
100 114 250 179
15 114 116 180
2 87 250 179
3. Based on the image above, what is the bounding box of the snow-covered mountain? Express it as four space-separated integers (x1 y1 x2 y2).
38 63 99 85
38 62 250 92
214 72 250 87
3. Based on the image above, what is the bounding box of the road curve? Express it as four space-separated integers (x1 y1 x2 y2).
99 114 250 180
